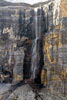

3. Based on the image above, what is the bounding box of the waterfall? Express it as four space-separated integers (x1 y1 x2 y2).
8 45 12 66
31 8 40 80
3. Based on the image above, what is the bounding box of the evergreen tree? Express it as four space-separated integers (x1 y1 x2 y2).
18 10 26 38
37 7 47 35
1 19 6 35
26 21 32 39
30 10 35 39
18 11 23 37
26 10 35 39
40 7 47 34
22 10 26 36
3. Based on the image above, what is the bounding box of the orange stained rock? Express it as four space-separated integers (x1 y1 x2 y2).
61 71 67 80
41 69 48 85
44 33 62 64
55 25 64 30
61 0 67 17
51 77 60 81
15 75 23 81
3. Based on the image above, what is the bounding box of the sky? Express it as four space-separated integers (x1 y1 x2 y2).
5 0 48 4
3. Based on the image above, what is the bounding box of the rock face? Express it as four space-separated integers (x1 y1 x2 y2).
23 40 32 80
0 0 67 100
43 0 67 97
13 47 24 84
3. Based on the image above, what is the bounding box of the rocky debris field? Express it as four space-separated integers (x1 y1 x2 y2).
0 83 67 100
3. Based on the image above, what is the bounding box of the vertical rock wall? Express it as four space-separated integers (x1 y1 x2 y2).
42 0 67 96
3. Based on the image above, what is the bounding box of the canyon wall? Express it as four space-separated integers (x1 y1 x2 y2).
0 0 67 96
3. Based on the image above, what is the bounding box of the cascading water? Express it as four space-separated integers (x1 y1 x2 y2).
8 45 12 66
30 8 40 80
